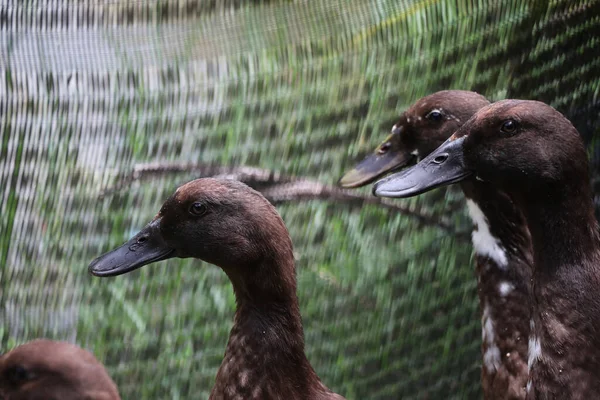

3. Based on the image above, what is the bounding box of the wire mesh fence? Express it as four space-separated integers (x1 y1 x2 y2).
1 0 599 398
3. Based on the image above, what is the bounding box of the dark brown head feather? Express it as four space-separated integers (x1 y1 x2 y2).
0 339 120 400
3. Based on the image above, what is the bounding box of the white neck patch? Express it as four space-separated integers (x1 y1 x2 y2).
482 303 501 372
466 199 508 268
527 319 542 394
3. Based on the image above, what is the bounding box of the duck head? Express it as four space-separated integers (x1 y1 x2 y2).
89 178 293 279
373 99 588 197
0 339 120 400
339 90 489 188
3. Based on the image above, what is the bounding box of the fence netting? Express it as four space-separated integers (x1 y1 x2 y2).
1 1 599 398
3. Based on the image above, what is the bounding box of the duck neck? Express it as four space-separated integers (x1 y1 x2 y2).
517 182 599 273
461 180 533 266
515 180 600 396
229 254 305 352
212 243 317 399
460 180 532 397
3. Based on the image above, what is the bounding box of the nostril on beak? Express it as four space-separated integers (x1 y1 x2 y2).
378 142 391 154
433 154 448 164
137 236 148 244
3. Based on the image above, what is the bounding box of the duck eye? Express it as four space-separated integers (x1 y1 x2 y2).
189 202 207 216
378 142 391 154
5 365 32 385
425 109 443 121
501 119 518 133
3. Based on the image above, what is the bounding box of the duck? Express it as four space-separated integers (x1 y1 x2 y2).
0 339 120 400
88 178 345 400
373 99 600 399
340 90 532 399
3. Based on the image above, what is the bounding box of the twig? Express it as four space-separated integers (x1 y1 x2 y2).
100 162 469 240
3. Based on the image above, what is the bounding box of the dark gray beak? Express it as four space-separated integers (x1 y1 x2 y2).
88 219 176 277
339 126 416 188
372 136 473 198
338 150 416 188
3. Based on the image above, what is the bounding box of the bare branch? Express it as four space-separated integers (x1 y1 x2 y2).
100 162 469 240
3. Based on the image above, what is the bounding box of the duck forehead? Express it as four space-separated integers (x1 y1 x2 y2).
415 90 487 112
395 101 436 129
171 179 230 206
168 179 266 217
449 112 492 141
414 90 457 109
177 179 224 198
408 96 438 117
476 99 532 121
403 92 447 121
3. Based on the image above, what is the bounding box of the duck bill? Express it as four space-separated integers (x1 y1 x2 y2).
339 151 415 188
372 136 473 198
88 219 175 277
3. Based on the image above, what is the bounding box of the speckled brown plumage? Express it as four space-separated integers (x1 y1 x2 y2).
340 91 532 399
0 339 120 400
89 178 344 400
462 182 532 399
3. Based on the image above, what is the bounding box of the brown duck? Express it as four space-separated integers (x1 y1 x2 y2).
89 178 344 400
374 99 600 399
340 90 532 399
0 339 120 400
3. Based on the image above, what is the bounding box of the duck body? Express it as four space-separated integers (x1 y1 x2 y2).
374 99 600 399
89 178 343 400
512 170 600 400
340 90 532 399
0 339 120 400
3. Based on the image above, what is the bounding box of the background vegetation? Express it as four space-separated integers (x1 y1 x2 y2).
1 0 599 398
